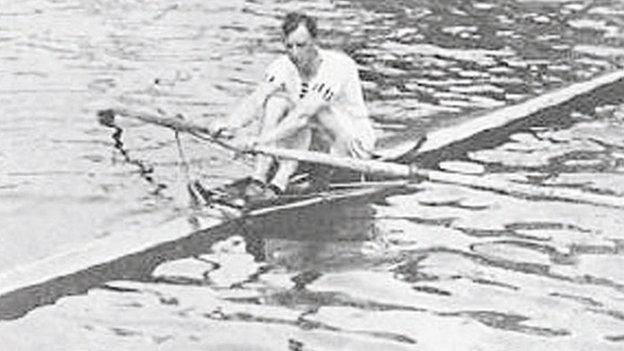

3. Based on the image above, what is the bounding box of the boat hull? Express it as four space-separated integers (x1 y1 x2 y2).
0 183 404 320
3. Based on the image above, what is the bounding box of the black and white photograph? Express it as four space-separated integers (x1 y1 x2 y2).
1 0 624 349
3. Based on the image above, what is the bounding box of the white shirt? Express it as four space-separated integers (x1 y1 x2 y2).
264 49 375 149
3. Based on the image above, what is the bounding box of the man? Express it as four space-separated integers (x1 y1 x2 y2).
214 12 375 201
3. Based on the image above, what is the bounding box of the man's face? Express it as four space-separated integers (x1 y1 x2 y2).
284 23 316 68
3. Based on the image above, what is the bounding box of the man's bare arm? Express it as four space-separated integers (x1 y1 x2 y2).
213 82 281 132
256 88 330 144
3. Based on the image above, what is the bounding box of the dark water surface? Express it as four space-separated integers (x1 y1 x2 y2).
1 0 624 349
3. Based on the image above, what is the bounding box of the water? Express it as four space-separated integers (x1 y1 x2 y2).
1 0 624 349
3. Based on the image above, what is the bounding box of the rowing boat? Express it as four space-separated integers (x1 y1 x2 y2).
1 68 624 320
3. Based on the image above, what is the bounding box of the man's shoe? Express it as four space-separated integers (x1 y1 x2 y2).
243 178 267 198
245 182 284 207
218 176 253 198
263 183 284 200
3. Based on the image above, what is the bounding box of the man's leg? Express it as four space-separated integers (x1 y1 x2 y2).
269 127 311 192
314 108 375 158
250 93 312 195
251 94 292 183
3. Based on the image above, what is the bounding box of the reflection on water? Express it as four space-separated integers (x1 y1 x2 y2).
243 197 381 270
2 0 624 349
4 168 624 349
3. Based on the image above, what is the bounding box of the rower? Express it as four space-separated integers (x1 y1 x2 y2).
212 11 376 201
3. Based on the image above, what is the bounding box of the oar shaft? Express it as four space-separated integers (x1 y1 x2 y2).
255 146 412 178
100 108 240 152
105 108 214 135
255 146 624 209
423 170 624 209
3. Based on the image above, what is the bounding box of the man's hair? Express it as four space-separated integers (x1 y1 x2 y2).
281 12 318 39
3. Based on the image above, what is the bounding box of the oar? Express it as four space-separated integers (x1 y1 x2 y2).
97 107 624 209
97 108 241 153
251 146 624 210
97 107 623 209
97 107 424 160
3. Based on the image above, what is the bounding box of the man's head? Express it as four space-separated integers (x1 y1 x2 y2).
281 12 318 69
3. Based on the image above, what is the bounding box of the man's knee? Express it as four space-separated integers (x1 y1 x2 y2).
265 91 293 113
261 92 293 128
